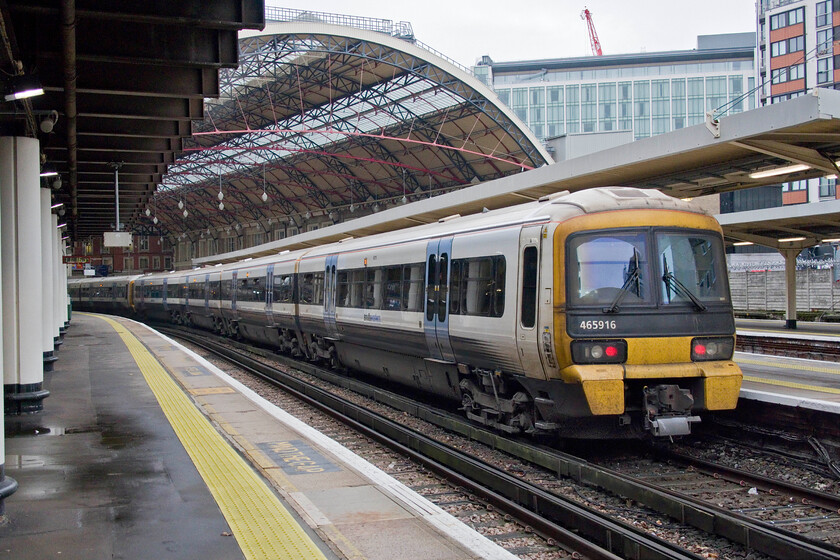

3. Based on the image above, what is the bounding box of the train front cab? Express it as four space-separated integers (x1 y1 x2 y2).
547 209 742 438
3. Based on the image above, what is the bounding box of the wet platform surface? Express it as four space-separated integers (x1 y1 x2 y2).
1 314 247 559
1 313 516 560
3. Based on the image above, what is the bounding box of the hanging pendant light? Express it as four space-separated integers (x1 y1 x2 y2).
261 162 268 202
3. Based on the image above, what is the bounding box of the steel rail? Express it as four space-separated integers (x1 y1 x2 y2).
162 327 701 560
162 326 840 560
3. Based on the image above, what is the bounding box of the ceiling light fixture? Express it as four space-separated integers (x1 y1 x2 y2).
40 163 58 177
732 241 753 246
822 238 840 243
778 236 806 243
749 164 810 179
5 72 44 102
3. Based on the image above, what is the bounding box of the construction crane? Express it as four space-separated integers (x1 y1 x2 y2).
580 7 603 56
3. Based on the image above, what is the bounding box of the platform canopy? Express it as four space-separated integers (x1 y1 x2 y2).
149 11 551 241
0 0 266 240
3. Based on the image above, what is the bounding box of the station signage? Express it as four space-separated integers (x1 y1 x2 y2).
62 256 90 264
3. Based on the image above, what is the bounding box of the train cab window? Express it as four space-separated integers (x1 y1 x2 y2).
521 246 538 328
568 232 650 307
655 232 728 305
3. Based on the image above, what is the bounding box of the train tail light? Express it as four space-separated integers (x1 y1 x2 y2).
571 339 627 364
691 337 734 361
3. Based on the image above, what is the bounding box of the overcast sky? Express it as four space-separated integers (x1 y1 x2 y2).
265 1 758 67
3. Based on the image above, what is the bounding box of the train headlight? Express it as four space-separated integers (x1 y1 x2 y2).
691 337 734 361
571 339 627 364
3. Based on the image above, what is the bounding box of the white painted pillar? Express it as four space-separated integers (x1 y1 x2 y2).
781 248 800 329
62 240 70 327
51 214 63 341
0 152 17 519
1 136 49 414
40 188 56 370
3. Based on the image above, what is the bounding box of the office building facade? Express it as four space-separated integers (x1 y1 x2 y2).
474 34 757 145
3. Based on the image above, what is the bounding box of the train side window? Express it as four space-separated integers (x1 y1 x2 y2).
349 269 365 308
336 270 349 307
365 268 382 309
299 273 314 304
437 253 449 321
274 274 294 303
448 260 462 315
404 263 424 312
521 247 538 328
493 257 506 317
384 266 402 310
312 272 324 305
426 255 437 321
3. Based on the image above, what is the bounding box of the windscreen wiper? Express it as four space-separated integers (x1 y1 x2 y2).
603 252 642 314
662 255 706 312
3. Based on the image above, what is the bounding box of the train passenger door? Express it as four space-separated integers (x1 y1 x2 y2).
265 264 275 326
516 226 545 375
424 238 455 362
324 255 339 338
203 274 210 310
162 278 169 312
230 270 238 312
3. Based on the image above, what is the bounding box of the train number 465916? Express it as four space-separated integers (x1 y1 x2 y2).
579 320 617 330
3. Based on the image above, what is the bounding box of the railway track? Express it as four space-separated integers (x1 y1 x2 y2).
162 326 840 560
736 334 840 362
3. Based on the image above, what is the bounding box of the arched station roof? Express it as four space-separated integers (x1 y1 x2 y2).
147 15 552 240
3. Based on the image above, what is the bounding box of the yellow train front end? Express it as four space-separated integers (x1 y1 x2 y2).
551 206 742 438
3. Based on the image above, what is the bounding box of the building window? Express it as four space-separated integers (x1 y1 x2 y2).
782 180 808 192
138 236 149 251
598 82 616 131
164 257 172 270
705 76 727 116
818 57 834 83
580 83 597 133
274 228 285 240
511 88 527 123
225 237 236 253
565 85 580 133
728 76 744 114
651 79 670 135
772 63 805 84
770 7 804 30
618 81 632 131
820 177 836 198
123 257 134 271
529 87 545 138
817 0 832 27
687 77 705 126
633 80 650 139
546 86 564 137
495 89 510 106
818 28 834 54
671 78 686 130
153 256 160 269
138 256 149 270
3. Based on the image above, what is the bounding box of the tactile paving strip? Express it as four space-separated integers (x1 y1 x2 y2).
97 315 327 560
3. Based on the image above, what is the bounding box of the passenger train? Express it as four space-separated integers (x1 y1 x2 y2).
70 187 743 439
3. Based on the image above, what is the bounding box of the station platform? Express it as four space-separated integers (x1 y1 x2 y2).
1 313 517 560
737 317 840 341
734 318 840 413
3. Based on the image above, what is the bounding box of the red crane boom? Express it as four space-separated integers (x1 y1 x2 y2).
580 7 603 56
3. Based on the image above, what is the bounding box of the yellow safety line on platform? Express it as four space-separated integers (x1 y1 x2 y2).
96 315 327 560
737 356 840 376
743 375 840 395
